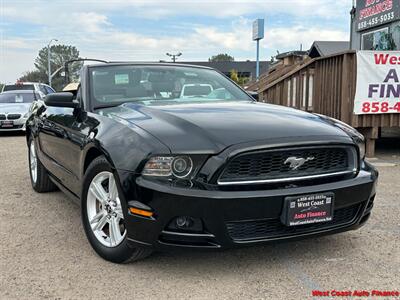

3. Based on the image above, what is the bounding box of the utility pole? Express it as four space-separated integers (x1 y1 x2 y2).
349 0 356 50
166 52 182 62
47 38 58 86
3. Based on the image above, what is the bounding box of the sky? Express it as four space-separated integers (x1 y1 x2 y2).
0 0 352 83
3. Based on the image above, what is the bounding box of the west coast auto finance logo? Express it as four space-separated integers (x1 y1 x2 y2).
354 51 400 115
312 290 399 297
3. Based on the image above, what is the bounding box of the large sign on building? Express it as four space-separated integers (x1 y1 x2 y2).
354 51 400 114
356 0 400 31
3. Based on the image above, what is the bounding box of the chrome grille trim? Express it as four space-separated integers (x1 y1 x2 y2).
218 170 357 185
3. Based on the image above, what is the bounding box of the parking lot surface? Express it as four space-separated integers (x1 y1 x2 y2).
0 134 399 299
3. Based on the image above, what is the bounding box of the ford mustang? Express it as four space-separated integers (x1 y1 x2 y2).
26 63 378 263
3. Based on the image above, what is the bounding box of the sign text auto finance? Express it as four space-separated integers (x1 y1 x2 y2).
354 51 400 114
356 0 400 31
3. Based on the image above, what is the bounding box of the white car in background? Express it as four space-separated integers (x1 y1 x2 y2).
0 90 42 131
1 82 55 98
180 83 213 98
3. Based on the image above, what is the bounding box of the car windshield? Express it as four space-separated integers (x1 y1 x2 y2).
0 93 39 103
90 65 253 107
3 84 35 91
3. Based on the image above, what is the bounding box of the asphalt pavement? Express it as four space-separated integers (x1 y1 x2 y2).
0 133 399 299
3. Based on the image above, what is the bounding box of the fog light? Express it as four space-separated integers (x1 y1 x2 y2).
176 216 193 228
167 216 203 232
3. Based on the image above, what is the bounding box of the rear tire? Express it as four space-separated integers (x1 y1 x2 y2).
28 136 57 193
81 156 152 263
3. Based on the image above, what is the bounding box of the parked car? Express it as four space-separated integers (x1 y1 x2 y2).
2 81 55 98
180 83 213 98
0 90 41 131
26 63 378 263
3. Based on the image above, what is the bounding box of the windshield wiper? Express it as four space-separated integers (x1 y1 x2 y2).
94 102 124 109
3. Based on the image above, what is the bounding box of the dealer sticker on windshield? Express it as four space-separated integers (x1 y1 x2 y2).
281 193 334 226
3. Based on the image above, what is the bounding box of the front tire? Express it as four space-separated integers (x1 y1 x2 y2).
28 136 57 193
81 156 152 263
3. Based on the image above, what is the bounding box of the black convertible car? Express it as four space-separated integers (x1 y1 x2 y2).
26 63 378 263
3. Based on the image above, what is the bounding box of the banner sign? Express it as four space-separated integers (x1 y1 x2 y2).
354 51 400 115
356 0 400 31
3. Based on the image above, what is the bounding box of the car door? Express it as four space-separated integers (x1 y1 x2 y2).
36 89 98 195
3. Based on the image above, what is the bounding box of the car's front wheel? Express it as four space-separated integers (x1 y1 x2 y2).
81 156 152 263
28 137 57 193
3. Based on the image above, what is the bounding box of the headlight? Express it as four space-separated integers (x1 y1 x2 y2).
142 156 173 177
23 112 29 118
171 156 193 178
142 156 194 179
316 114 365 159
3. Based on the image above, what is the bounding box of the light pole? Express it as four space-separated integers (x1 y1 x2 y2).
166 52 182 62
47 38 58 86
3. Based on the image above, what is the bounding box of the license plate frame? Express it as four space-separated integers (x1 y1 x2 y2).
281 192 334 226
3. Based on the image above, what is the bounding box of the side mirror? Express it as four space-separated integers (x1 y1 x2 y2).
248 91 259 101
45 92 79 108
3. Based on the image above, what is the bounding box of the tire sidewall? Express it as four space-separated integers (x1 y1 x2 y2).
28 136 38 190
81 156 134 263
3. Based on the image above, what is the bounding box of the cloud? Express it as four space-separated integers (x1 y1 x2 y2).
2 39 35 49
266 26 349 50
72 12 112 33
1 0 351 22
0 1 351 82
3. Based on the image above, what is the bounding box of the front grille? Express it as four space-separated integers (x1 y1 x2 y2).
226 203 361 242
218 146 355 184
7 114 21 120
0 114 5 120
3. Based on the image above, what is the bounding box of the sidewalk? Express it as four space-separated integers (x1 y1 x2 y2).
367 138 400 167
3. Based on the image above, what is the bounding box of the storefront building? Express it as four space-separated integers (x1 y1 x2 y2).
350 0 400 50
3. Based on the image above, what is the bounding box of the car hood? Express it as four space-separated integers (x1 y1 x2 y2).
101 101 351 153
0 103 31 114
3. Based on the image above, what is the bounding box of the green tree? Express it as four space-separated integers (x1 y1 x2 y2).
34 44 81 91
230 69 239 83
208 53 235 62
19 70 47 83
0 83 4 91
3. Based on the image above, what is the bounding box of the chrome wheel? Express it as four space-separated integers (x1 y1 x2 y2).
87 171 126 247
30 142 37 184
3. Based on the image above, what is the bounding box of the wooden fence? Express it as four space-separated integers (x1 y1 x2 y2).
258 50 400 157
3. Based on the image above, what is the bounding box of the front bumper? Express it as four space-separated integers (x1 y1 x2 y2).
119 163 378 251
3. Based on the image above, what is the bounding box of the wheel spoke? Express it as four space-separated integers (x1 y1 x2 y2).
109 217 121 247
90 210 105 225
108 174 118 201
114 207 124 220
89 181 108 204
92 214 108 231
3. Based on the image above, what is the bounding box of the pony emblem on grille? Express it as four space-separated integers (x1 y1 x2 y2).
284 156 315 170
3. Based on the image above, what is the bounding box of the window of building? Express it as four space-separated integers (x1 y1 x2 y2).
361 24 400 50
302 74 307 108
292 77 297 107
308 74 313 110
